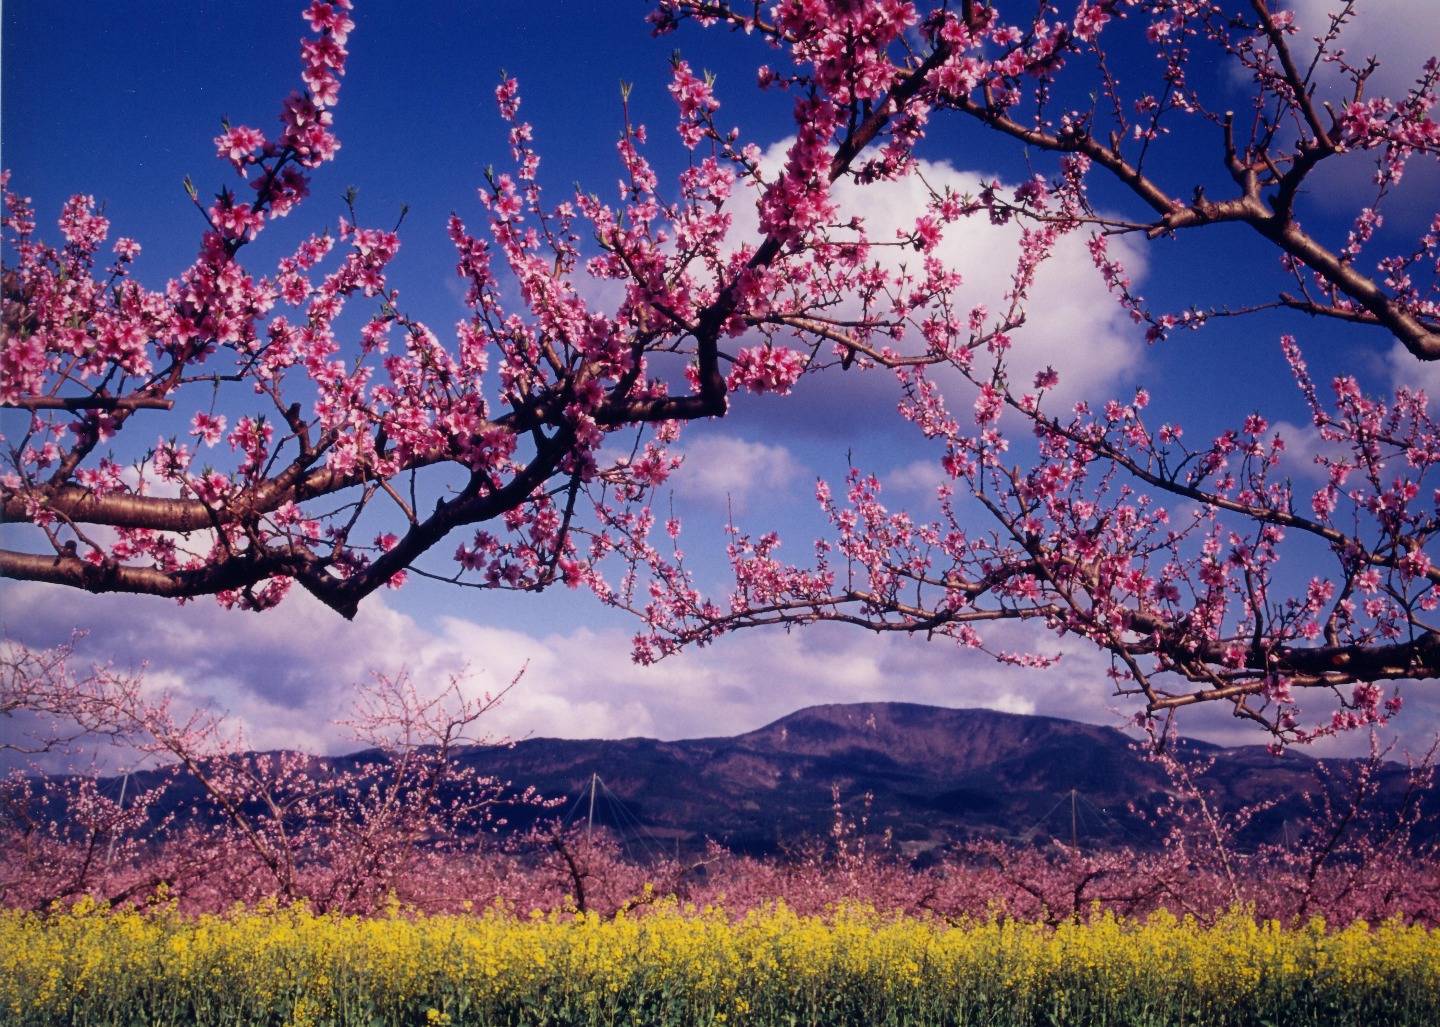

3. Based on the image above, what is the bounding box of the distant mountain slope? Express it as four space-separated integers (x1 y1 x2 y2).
55 703 1435 860
450 703 1434 858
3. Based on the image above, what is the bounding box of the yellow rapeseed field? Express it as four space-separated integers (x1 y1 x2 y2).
2 897 1437 1025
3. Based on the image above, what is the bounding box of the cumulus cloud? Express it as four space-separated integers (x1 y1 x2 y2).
1388 340 1440 398
828 168 1148 404
716 144 1151 454
0 584 462 761
876 458 948 496
1285 0 1437 102
0 577 1128 754
1280 0 1440 219
1268 417 1336 485
671 434 807 516
427 613 1134 744
819 146 1149 399
5 575 1435 764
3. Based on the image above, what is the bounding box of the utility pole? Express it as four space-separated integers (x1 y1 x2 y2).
106 770 130 866
586 772 598 850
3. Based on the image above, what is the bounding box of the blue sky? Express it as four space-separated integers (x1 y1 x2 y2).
3 1 1438 760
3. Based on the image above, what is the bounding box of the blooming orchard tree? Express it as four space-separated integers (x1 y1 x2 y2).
0 634 532 914
2 0 1437 740
630 0 1440 741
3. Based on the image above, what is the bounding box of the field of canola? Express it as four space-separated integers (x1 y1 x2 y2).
2 899 1438 1026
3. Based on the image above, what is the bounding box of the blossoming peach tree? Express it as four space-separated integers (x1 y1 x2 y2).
2 0 1436 742
1 634 535 914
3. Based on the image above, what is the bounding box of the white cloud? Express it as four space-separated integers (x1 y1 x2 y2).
0 578 1122 759
1280 0 1440 218
1270 417 1336 484
717 143 1151 450
1388 340 1440 399
1284 0 1436 103
672 435 806 516
878 458 947 495
820 148 1151 403
6 563 1434 767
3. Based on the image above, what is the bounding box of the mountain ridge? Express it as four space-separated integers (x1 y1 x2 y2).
52 702 1435 860
448 702 1433 858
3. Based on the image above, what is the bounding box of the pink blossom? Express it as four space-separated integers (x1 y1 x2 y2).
190 412 227 447
974 383 1003 425
215 125 267 169
669 59 720 149
727 346 807 395
1071 0 1113 42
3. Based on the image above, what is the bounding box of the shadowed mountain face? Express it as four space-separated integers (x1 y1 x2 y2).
53 703 1436 861
450 703 1436 859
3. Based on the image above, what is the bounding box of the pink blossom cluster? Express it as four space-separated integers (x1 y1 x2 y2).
5 642 1437 925
614 0 1440 740
2 1 1437 735
0 639 538 916
726 345 807 394
668 59 720 149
